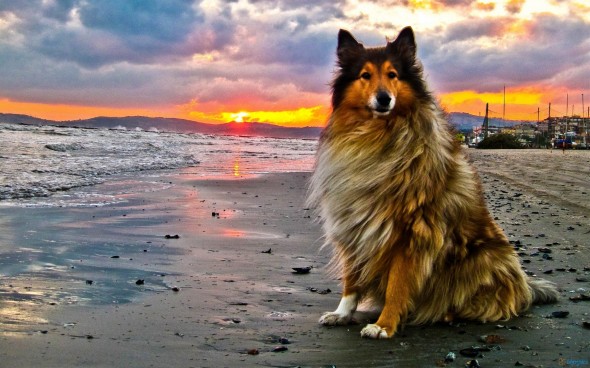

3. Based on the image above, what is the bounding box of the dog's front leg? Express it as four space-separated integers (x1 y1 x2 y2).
360 253 421 339
319 262 359 326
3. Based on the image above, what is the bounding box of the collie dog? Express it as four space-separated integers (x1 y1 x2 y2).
307 27 558 339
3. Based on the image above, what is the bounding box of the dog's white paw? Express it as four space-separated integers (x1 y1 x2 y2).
360 323 390 339
319 311 352 326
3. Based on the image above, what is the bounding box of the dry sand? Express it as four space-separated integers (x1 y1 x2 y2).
1 149 589 368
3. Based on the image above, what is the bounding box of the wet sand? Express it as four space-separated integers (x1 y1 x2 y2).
1 149 589 368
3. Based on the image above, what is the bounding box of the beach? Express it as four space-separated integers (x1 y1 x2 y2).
1 149 589 368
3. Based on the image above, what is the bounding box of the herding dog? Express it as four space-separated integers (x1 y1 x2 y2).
307 27 558 339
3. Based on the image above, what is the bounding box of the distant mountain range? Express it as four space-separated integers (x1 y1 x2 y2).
0 113 322 139
0 112 516 138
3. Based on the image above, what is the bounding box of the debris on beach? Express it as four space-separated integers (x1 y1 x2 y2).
135 279 145 285
164 234 180 239
569 293 590 302
459 345 499 358
272 346 288 352
247 348 259 355
85 280 93 285
261 248 272 254
549 311 570 318
306 286 331 294
444 351 456 363
479 334 506 344
292 266 312 274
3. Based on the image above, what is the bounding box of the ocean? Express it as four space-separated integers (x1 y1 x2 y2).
0 123 318 206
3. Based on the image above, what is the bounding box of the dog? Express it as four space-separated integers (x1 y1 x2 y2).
307 26 558 339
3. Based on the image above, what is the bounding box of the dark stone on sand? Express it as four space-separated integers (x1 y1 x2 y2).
460 347 491 358
171 287 180 292
272 346 288 352
278 337 291 344
135 279 145 285
292 266 312 274
165 234 180 239
466 359 481 367
110 255 120 259
261 248 272 254
247 348 259 355
550 311 569 318
583 322 590 329
85 280 93 285
569 294 590 302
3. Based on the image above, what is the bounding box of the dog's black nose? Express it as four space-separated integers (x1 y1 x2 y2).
376 91 392 108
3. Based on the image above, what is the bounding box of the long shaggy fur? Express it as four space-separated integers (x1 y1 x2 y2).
308 27 558 339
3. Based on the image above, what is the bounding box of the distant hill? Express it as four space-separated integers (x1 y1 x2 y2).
0 113 322 139
0 111 519 138
447 112 518 131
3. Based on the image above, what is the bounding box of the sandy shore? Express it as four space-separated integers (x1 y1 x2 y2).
1 149 589 368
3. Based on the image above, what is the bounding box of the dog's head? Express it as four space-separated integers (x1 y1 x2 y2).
331 27 429 119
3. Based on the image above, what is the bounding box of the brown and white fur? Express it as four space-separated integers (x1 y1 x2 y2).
307 27 558 339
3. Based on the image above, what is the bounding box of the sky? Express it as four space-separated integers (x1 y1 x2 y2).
0 0 589 127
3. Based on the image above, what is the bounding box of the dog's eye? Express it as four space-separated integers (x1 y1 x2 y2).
388 71 397 79
360 72 371 80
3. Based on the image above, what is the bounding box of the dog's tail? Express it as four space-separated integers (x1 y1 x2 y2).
528 278 559 304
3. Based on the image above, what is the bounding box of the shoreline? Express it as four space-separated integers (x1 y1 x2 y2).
1 150 589 367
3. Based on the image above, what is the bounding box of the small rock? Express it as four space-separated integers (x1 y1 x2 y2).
247 348 259 355
570 294 590 302
135 279 145 285
444 351 456 363
278 337 291 344
85 280 94 285
165 234 180 239
292 266 312 274
550 311 569 318
479 334 506 344
272 346 288 352
261 248 272 254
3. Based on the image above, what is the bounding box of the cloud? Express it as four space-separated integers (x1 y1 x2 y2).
420 13 590 94
0 0 589 124
505 0 525 14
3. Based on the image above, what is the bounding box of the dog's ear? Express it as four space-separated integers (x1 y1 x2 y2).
337 29 364 63
387 26 416 59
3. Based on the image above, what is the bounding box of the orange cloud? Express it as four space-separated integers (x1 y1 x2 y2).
188 106 329 127
440 88 548 121
0 99 170 121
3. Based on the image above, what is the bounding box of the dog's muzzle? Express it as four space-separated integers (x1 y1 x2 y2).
370 91 395 115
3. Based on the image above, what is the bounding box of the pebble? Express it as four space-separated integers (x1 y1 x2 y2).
550 311 570 318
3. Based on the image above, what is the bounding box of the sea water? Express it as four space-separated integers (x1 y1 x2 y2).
0 123 317 206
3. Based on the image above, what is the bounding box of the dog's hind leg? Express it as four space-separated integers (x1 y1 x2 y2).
319 260 360 326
